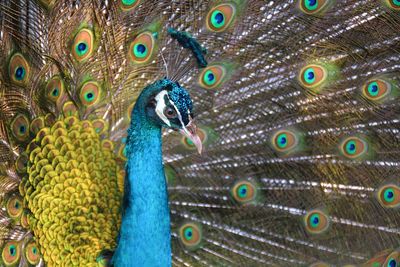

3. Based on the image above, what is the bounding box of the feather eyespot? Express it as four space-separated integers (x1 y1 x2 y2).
182 128 206 149
79 81 101 107
128 31 156 64
30 117 45 135
206 3 237 32
179 223 202 249
231 181 257 204
15 153 28 174
11 114 30 142
271 130 299 153
299 64 327 90
384 251 400 267
339 136 368 159
72 28 94 62
8 53 30 86
362 79 391 101
299 0 329 14
46 75 65 103
364 250 393 266
198 65 226 89
385 0 400 10
92 119 107 135
120 0 140 10
25 240 40 265
62 101 78 117
6 195 23 219
377 184 400 208
2 241 21 266
304 209 330 234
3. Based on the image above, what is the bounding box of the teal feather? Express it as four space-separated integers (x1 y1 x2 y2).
113 79 179 266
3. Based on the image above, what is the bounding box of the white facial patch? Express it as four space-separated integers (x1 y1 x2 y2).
154 90 183 127
155 90 171 126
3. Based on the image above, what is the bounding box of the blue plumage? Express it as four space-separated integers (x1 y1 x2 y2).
168 27 208 68
112 79 197 266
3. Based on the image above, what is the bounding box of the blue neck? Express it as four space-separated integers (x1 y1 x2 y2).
112 83 171 267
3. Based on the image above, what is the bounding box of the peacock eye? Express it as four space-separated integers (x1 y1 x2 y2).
339 136 368 159
386 0 400 10
362 79 391 101
15 153 28 174
182 128 206 149
72 28 94 62
299 0 329 14
25 240 41 265
198 65 226 89
2 241 21 265
298 64 327 90
384 251 400 267
46 75 65 103
120 0 140 10
164 106 177 118
62 101 78 117
271 130 299 153
206 3 237 32
179 223 202 249
79 81 101 108
304 209 330 234
231 181 257 204
6 195 23 219
11 114 30 142
128 31 156 65
8 53 30 86
377 184 400 208
388 258 398 267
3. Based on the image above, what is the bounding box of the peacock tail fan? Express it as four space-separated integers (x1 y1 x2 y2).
0 0 400 266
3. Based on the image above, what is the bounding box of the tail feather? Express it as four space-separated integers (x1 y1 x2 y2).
1 0 400 266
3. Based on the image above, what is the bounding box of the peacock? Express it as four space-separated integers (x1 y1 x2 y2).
0 0 400 266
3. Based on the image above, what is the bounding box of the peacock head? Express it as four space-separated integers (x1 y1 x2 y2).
145 78 202 154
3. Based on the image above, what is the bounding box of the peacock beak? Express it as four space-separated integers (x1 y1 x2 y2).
180 120 202 154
